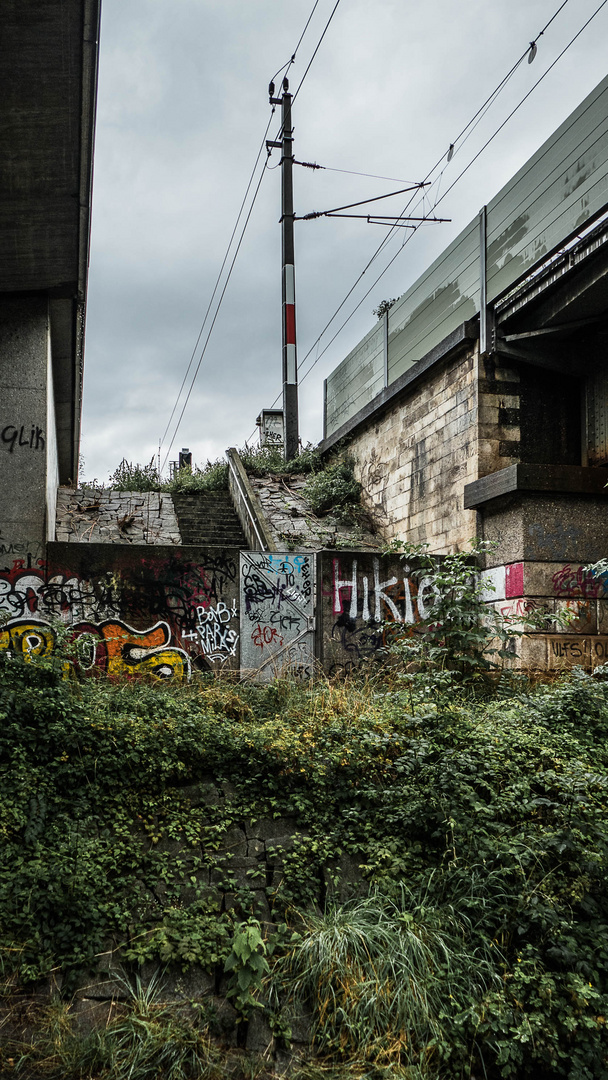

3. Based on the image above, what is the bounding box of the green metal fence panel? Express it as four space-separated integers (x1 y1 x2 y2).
486 72 608 301
324 321 383 435
387 217 479 383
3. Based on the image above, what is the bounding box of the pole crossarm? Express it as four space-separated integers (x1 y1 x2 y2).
301 213 451 227
297 183 429 220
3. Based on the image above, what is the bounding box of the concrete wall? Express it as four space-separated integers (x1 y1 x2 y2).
319 550 439 677
343 346 479 554
1 543 437 680
45 331 59 541
0 295 52 563
0 544 241 676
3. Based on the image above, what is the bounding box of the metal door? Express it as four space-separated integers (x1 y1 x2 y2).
239 551 315 682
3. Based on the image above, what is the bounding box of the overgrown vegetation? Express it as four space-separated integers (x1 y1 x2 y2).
101 446 367 526
372 297 397 319
238 443 322 477
2 635 608 1077
103 444 326 496
302 455 362 523
106 457 230 494
384 539 562 693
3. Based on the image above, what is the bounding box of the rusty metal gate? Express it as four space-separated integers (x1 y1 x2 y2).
239 552 315 682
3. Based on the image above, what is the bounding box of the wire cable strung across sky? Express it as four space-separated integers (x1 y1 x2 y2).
246 0 599 436
296 0 588 387
160 0 343 468
159 105 277 456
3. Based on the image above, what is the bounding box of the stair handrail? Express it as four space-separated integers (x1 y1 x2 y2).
226 448 277 552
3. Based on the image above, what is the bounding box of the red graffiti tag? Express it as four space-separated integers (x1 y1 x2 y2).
251 624 283 650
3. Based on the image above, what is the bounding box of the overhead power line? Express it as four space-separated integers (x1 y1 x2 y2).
247 0 598 436
295 0 587 388
159 107 277 453
160 0 341 465
162 164 268 473
298 0 608 388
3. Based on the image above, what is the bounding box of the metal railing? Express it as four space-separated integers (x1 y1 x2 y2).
226 447 276 553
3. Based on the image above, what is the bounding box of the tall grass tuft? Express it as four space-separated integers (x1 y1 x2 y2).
270 888 500 1075
9 973 227 1080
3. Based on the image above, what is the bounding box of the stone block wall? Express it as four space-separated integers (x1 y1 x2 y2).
481 558 608 673
8 790 365 1061
477 354 521 478
343 347 479 553
55 487 182 544
249 474 381 551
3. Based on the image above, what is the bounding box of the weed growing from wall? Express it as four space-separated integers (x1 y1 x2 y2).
302 456 362 524
108 459 161 492
104 444 324 495
385 539 562 693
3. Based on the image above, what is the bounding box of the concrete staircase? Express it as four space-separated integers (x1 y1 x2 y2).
171 492 248 548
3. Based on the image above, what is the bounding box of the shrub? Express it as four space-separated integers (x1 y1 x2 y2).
2 647 608 1077
161 460 229 494
239 443 322 477
108 458 160 492
302 456 362 523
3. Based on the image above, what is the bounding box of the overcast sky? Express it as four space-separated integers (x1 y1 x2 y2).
80 0 608 482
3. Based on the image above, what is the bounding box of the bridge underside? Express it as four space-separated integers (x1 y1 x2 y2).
0 1 100 563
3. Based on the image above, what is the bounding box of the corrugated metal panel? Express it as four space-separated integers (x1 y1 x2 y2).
325 322 384 435
387 218 479 382
486 73 608 301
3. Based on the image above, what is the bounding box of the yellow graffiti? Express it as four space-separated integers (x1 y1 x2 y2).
98 621 190 679
0 620 55 660
129 648 190 680
0 618 190 680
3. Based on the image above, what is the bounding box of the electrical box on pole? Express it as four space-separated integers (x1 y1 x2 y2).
268 77 299 462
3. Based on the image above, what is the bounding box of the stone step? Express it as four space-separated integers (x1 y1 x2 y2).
172 492 248 548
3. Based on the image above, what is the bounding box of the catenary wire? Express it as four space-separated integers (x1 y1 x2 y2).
160 0 332 460
161 0 343 463
299 0 607 387
295 161 425 184
291 0 342 106
269 0 322 85
429 0 608 212
252 0 593 428
162 162 268 472
159 107 277 452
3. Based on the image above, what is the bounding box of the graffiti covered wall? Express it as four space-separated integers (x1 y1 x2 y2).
6 542 608 679
0 543 241 678
319 551 437 676
240 551 315 681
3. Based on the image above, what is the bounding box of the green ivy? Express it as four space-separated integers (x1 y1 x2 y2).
2 649 608 1076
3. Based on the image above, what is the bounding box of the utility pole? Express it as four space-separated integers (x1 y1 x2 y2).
268 78 298 461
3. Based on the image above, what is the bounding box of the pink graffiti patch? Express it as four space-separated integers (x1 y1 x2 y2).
505 562 524 598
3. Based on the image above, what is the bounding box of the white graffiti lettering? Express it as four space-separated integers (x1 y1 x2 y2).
191 600 239 662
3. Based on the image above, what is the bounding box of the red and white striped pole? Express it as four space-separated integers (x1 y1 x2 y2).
280 81 299 461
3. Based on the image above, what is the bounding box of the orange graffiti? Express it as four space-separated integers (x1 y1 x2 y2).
96 621 190 679
0 618 189 680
